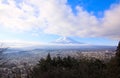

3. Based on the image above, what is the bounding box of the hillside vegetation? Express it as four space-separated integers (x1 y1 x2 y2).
29 42 120 78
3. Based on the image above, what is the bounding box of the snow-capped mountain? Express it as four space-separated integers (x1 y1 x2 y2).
52 37 83 44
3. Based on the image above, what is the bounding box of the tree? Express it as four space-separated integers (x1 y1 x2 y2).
107 41 120 78
0 45 7 77
29 53 106 78
0 46 7 67
116 41 120 57
115 41 120 66
46 53 52 62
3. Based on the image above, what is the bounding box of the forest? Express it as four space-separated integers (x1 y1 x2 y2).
28 42 120 78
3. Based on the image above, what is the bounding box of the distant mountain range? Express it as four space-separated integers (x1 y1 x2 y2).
3 37 117 50
5 37 116 50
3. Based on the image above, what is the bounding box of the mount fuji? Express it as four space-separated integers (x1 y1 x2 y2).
6 37 116 50
51 37 83 44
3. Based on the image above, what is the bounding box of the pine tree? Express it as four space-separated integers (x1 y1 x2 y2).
116 41 120 57
115 41 120 67
107 41 120 78
46 53 51 62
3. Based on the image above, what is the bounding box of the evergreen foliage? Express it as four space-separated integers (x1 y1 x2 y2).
29 41 120 78
107 41 120 78
116 41 120 57
29 54 106 78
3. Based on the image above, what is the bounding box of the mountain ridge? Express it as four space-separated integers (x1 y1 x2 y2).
51 37 83 44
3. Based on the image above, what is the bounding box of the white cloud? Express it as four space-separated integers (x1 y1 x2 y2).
0 39 43 48
0 0 40 32
99 4 120 39
0 0 120 39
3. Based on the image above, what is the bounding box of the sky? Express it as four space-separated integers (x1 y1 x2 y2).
0 0 120 47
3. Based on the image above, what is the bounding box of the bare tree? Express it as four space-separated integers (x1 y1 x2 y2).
0 44 7 77
0 44 7 67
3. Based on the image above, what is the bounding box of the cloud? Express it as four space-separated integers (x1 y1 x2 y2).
0 39 43 48
99 4 120 39
0 0 41 32
0 0 120 39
